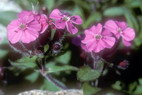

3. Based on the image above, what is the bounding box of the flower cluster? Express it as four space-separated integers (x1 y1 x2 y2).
81 20 135 53
7 9 135 54
7 9 83 44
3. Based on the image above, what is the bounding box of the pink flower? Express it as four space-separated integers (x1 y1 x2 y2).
7 11 48 44
49 9 83 34
81 24 116 53
104 20 135 46
18 11 49 33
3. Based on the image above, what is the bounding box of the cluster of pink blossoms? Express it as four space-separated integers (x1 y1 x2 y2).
7 9 83 44
81 20 135 53
7 9 135 54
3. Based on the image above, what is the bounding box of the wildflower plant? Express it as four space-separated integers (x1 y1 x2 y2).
3 1 138 95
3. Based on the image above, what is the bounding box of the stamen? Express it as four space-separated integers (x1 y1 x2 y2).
62 15 70 21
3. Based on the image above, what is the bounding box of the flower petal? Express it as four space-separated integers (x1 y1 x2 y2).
81 34 94 44
66 22 78 34
70 16 83 25
104 20 118 34
93 40 105 53
7 20 19 32
39 14 48 33
7 20 22 44
27 21 41 32
21 30 39 43
85 39 96 52
116 21 127 30
18 11 32 18
122 39 132 46
90 24 102 34
95 23 103 34
49 9 62 20
102 29 112 37
8 30 23 44
121 27 135 41
103 36 116 48
55 20 66 29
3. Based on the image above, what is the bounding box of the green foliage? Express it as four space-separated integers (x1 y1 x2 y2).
56 51 71 64
112 81 123 91
123 7 139 31
46 63 78 73
9 56 37 69
77 66 101 81
40 79 60 91
44 0 55 12
0 11 17 26
0 49 8 58
25 72 39 83
1 0 142 94
83 82 100 95
131 78 142 95
44 44 49 52
103 7 124 16
83 12 102 29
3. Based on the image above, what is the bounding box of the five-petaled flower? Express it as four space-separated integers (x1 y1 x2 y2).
7 11 48 44
81 23 116 53
49 9 83 34
104 20 135 46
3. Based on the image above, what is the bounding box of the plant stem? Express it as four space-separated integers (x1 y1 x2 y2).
40 70 67 89
36 58 67 90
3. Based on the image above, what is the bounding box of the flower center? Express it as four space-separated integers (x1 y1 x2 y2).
118 28 123 34
19 24 26 30
95 34 102 40
63 16 70 21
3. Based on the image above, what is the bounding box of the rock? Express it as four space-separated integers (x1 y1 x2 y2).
18 89 83 95
0 90 4 95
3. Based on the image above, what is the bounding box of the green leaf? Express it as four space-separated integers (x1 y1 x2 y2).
103 7 124 16
9 56 37 68
83 12 102 28
40 79 60 91
44 0 55 12
77 66 101 81
0 49 8 58
44 44 49 52
51 29 56 40
46 64 78 73
134 85 142 94
56 51 71 64
124 8 139 31
83 82 100 95
9 60 36 68
17 56 37 63
125 0 142 9
25 72 39 83
73 0 90 11
0 11 17 26
112 81 122 90
128 82 137 93
138 78 142 85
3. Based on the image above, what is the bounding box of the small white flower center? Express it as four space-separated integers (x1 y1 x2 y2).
63 15 70 21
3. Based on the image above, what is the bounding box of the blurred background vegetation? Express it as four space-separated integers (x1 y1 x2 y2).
0 0 142 95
